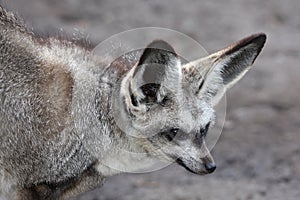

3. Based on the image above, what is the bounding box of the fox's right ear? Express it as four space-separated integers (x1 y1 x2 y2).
183 33 266 105
129 40 181 105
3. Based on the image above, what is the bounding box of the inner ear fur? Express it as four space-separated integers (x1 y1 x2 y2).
183 33 266 105
130 40 181 105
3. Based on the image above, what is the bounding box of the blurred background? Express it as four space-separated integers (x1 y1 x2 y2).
3 0 300 199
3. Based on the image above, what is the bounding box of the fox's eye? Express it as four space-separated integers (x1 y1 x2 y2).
165 128 179 141
171 128 179 135
200 123 210 137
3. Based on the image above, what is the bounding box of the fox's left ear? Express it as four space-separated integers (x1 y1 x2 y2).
130 40 181 105
183 33 266 105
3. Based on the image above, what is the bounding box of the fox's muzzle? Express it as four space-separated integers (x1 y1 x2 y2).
176 156 216 175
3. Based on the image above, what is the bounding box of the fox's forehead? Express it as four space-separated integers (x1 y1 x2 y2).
177 95 214 133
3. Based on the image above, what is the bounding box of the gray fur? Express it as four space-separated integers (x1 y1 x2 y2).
0 6 266 199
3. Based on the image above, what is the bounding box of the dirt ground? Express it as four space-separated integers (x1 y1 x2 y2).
3 0 300 199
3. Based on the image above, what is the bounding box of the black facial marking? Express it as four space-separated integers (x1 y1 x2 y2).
164 128 179 141
201 122 210 137
176 158 198 174
196 123 210 143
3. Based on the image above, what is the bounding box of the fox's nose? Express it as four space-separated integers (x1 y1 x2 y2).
204 162 216 173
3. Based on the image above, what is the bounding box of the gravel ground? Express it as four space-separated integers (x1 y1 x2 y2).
3 0 300 199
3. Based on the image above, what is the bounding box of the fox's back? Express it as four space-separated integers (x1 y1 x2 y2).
0 7 97 187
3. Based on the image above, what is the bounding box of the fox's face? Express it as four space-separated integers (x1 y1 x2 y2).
114 34 266 175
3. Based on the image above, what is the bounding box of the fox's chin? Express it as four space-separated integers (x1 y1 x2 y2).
176 158 208 175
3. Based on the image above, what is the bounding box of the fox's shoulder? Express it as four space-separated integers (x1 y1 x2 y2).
0 5 89 135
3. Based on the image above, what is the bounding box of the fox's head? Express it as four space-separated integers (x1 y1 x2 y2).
113 33 266 175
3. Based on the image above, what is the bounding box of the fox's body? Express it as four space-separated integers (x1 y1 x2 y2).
0 6 266 200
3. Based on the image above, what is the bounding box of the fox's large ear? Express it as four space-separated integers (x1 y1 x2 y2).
130 40 181 105
183 33 266 105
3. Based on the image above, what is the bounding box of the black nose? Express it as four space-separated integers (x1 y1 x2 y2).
204 162 216 173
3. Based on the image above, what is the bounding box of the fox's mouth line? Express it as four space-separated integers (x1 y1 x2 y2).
176 158 202 175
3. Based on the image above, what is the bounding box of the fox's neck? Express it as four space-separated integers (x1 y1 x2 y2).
78 67 160 176
95 135 162 176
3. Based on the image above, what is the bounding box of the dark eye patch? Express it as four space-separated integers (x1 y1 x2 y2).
200 122 210 137
164 128 191 142
164 128 179 141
